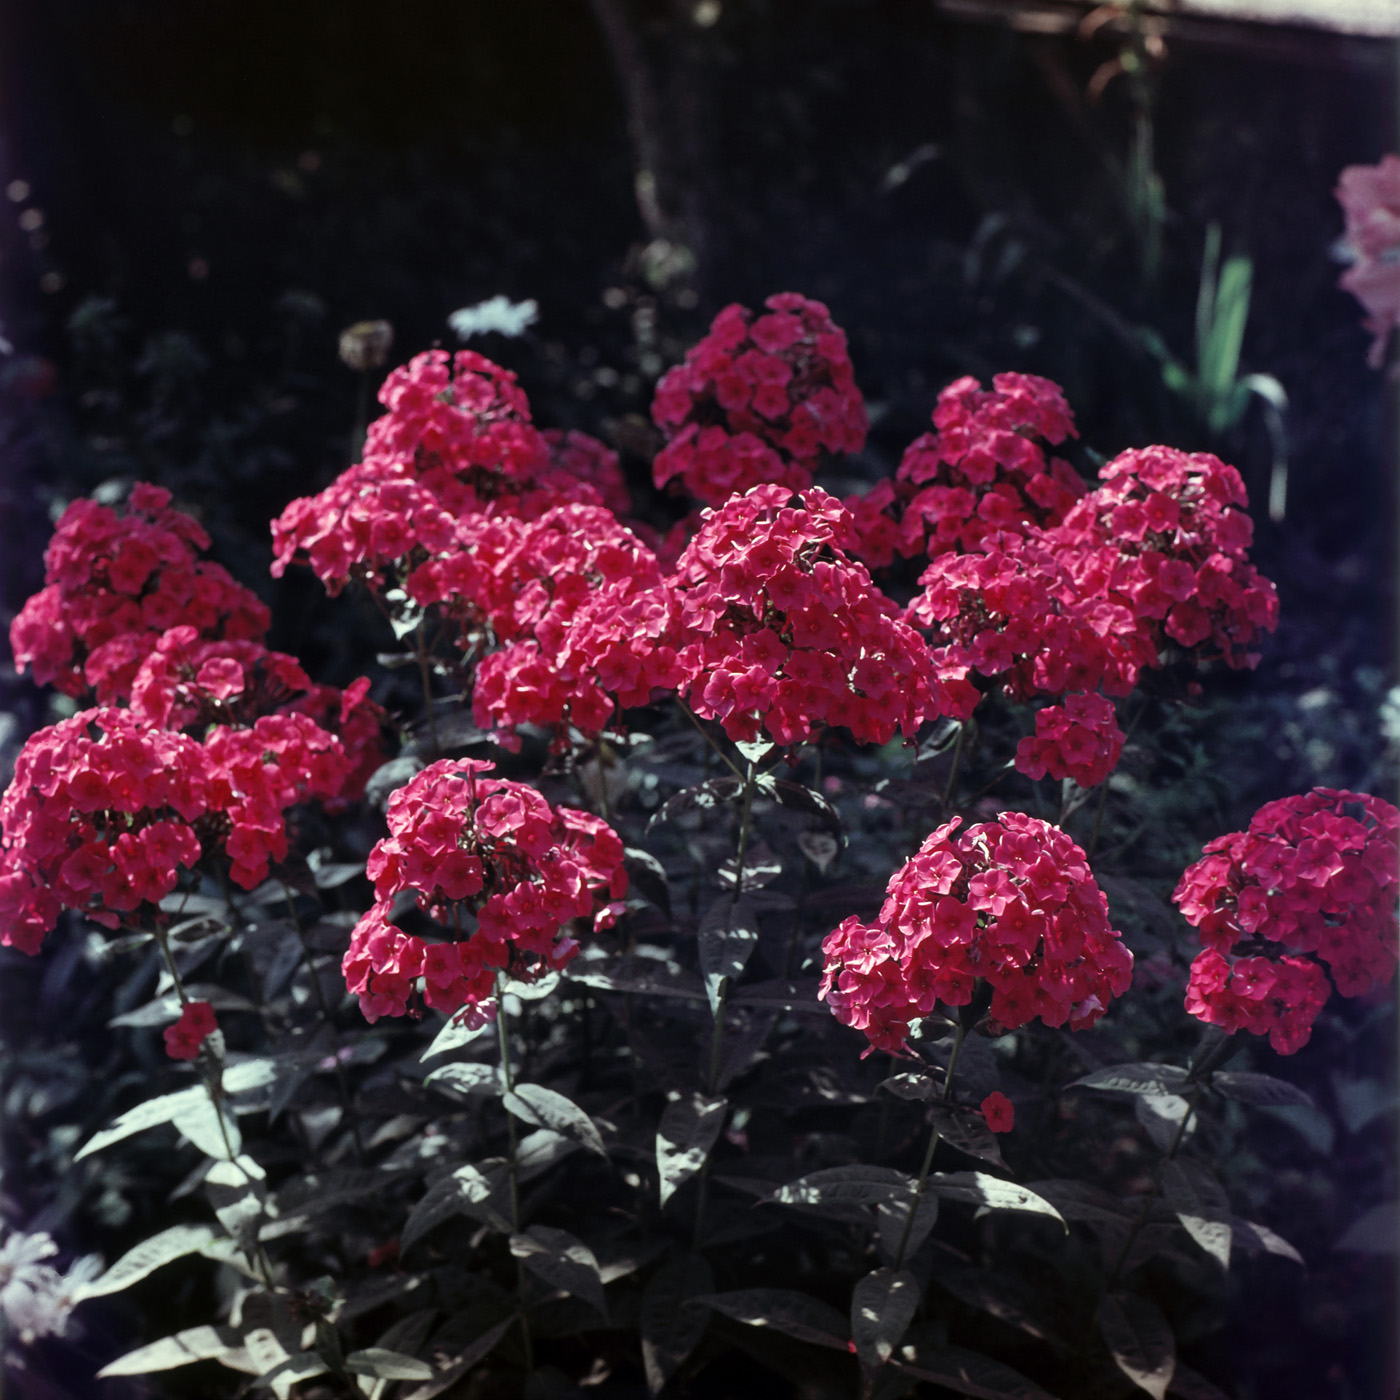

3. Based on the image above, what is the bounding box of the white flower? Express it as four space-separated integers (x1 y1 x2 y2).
0 1230 100 1343
448 296 539 341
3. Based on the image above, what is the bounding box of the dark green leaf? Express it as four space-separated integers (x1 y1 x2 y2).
640 1254 713 1396
894 1344 1061 1400
510 1226 607 1314
647 777 743 832
1209 1071 1314 1110
926 1173 1064 1226
401 1163 511 1250
1334 1201 1398 1253
1099 1292 1175 1400
96 1326 252 1378
657 1092 728 1207
424 1062 501 1099
344 1347 435 1381
702 1289 848 1350
1161 1161 1231 1270
1069 1064 1189 1097
698 894 760 1015
76 1224 224 1301
399 1316 514 1400
851 1267 919 1367
772 1165 913 1209
502 1083 606 1157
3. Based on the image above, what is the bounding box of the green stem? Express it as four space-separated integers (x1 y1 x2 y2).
893 1021 967 1270
495 981 535 1373
943 725 965 811
676 699 744 780
416 618 440 759
282 886 366 1164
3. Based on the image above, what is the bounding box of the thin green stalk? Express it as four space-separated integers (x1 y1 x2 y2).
282 886 366 1163
943 725 965 811
893 1021 967 1270
676 699 744 780
415 618 440 759
495 981 535 1373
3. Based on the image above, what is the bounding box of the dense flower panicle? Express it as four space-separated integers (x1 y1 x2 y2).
471 510 683 741
1015 693 1125 789
343 758 627 1024
1334 154 1400 366
652 293 868 505
289 677 388 809
907 532 1151 713
0 709 213 949
9 485 270 699
164 1000 218 1060
364 348 550 480
1050 446 1279 671
543 428 632 517
667 483 970 746
0 1229 100 1345
203 713 350 888
1173 788 1399 1053
820 813 1132 1055
846 372 1084 568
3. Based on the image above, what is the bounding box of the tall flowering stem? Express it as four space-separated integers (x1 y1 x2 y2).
495 978 535 1372
892 1020 966 1270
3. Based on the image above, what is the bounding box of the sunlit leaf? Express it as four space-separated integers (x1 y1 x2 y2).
656 1092 728 1207
640 1254 713 1396
510 1226 607 1314
1099 1291 1174 1400
851 1267 919 1367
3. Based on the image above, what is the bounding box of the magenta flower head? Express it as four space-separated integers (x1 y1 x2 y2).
820 812 1132 1056
1174 788 1399 1054
652 292 868 506
1015 693 1125 789
669 483 973 747
343 759 628 1025
10 483 269 702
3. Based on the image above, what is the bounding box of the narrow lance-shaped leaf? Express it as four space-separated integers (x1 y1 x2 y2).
1098 1291 1175 1400
877 1194 939 1267
701 1289 849 1350
851 1267 919 1368
698 894 760 1015
423 1062 501 1099
510 1226 607 1315
656 1092 728 1207
1160 1161 1232 1270
399 1316 515 1400
344 1348 436 1380
401 1163 512 1251
1208 1071 1315 1110
77 1224 224 1301
502 1083 607 1157
926 1172 1065 1227
772 1165 914 1209
76 1085 208 1161
96 1326 253 1378
640 1254 713 1397
1069 1064 1189 1098
895 1344 1062 1400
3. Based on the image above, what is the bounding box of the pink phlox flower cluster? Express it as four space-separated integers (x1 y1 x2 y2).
343 758 627 1023
543 428 632 517
0 708 212 949
1334 154 1400 367
819 812 1132 1055
846 372 1084 568
667 483 969 746
472 505 683 742
1015 693 1125 789
1174 788 1399 1054
651 293 868 506
907 532 1150 714
129 629 385 810
1050 446 1278 671
365 348 549 480
10 484 270 700
164 1000 218 1060
203 712 350 889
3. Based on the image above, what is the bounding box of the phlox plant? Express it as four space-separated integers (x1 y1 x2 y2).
0 294 1394 1400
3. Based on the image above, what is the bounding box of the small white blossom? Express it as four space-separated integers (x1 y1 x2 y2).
448 295 539 341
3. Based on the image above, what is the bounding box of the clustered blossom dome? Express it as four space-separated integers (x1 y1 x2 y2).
1174 788 1399 1054
907 532 1151 715
0 707 348 951
542 428 632 518
1050 445 1279 671
271 351 612 599
1015 692 1125 789
651 293 868 506
667 483 972 746
343 758 628 1024
9 484 270 700
846 372 1085 568
820 812 1133 1055
471 504 682 741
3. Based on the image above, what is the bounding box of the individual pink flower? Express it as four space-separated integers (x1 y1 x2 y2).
980 1091 1015 1133
845 372 1084 568
1335 154 1400 367
1174 788 1399 1054
820 813 1132 1055
666 483 971 747
1015 693 1125 788
9 485 269 700
164 1001 218 1060
343 759 627 1024
652 293 867 506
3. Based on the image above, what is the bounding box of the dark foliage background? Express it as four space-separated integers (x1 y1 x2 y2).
0 3 1395 1398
